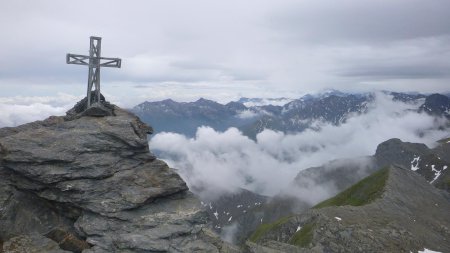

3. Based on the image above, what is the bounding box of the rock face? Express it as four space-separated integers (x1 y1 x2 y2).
248 166 450 252
201 188 269 244
419 93 450 118
3 233 71 253
0 98 237 252
375 138 450 192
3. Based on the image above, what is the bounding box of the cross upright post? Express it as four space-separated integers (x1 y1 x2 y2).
67 36 121 108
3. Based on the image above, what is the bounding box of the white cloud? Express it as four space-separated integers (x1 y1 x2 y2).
0 93 79 127
150 93 449 201
236 110 259 119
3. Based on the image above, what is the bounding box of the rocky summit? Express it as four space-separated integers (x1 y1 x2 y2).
0 97 238 253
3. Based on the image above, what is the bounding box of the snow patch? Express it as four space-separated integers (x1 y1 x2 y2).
430 165 443 184
296 226 302 232
213 211 219 220
418 248 442 253
410 156 420 171
334 217 342 221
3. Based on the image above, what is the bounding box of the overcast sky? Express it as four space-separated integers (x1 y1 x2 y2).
1 0 450 105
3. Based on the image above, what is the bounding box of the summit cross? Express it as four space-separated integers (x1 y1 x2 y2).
66 36 121 107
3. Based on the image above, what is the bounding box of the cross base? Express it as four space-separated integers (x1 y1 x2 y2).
83 102 114 117
65 91 115 120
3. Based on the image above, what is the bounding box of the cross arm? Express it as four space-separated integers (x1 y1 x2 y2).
99 57 121 68
66 54 90 65
66 54 121 68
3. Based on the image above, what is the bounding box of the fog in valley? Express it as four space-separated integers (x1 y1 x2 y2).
150 93 448 202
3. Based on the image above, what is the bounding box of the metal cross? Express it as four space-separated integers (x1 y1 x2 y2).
66 36 121 107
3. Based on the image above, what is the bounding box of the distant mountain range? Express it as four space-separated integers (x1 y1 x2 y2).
131 91 450 138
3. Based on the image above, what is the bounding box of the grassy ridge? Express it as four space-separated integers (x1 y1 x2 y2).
248 216 291 242
314 167 389 209
288 222 315 247
248 167 389 246
437 137 450 144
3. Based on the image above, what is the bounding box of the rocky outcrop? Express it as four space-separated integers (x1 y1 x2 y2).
248 166 450 252
0 98 238 252
375 138 450 192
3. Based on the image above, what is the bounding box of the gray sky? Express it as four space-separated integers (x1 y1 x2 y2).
1 0 450 105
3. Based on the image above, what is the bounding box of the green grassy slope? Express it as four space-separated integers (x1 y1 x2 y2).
313 167 389 209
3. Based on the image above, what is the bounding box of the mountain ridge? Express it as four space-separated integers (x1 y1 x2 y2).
248 166 450 252
132 91 450 138
206 137 450 245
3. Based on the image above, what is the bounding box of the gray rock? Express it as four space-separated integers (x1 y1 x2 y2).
375 138 450 192
75 192 217 252
80 102 114 117
0 98 235 252
0 104 182 214
374 138 431 169
3 234 71 253
0 169 75 241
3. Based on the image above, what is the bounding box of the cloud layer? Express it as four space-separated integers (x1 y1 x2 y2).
0 93 79 127
150 94 449 200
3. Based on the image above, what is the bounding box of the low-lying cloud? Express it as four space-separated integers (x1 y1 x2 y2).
150 94 449 200
0 93 79 127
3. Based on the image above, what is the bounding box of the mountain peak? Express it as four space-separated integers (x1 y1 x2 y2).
0 97 235 252
195 97 220 105
419 93 450 117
